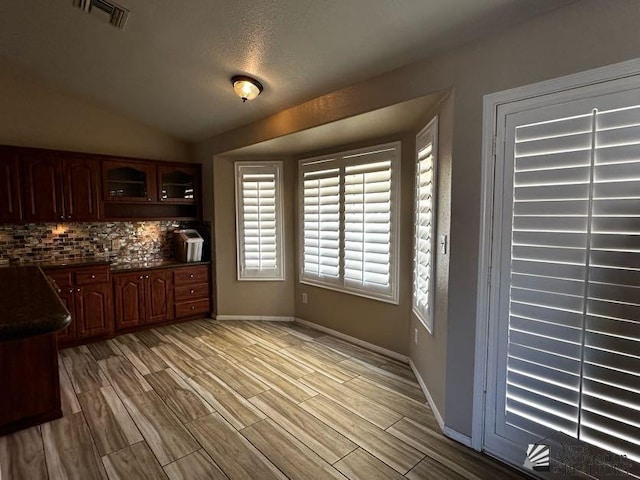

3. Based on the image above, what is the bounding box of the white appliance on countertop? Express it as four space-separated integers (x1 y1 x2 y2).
175 229 204 262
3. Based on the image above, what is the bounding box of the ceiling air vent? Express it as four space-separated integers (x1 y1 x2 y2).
73 0 130 30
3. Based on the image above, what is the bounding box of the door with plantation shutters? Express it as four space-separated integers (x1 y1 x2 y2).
299 143 400 303
235 162 284 280
484 79 640 475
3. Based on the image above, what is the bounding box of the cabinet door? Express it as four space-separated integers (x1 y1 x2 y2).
0 148 22 223
103 160 157 203
113 274 146 330
63 157 101 221
146 270 174 324
22 153 64 222
158 165 200 204
57 287 77 346
75 283 113 339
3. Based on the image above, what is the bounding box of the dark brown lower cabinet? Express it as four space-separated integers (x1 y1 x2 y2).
46 265 113 347
0 333 61 435
113 269 174 331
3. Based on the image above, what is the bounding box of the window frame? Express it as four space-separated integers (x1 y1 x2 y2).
412 116 439 334
298 141 401 304
234 160 285 281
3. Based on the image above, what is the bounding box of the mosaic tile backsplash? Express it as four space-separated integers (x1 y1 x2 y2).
0 221 211 266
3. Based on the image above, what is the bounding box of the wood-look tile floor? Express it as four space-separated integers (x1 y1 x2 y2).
0 320 531 480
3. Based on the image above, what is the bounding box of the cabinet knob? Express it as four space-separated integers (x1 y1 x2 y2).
147 198 152 201
139 275 143 280
191 306 195 310
190 289 195 294
189 274 194 278
69 288 74 293
60 215 64 220
67 215 72 220
145 275 149 279
76 288 81 292
91 275 95 279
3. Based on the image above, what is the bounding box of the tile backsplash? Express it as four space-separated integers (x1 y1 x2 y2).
0 221 211 266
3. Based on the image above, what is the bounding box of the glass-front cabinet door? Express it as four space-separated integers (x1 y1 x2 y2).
158 165 199 204
103 160 157 202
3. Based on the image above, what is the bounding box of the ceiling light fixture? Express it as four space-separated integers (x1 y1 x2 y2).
231 75 263 102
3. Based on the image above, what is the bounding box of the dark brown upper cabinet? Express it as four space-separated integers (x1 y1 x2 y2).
62 156 101 221
22 152 65 222
158 165 199 204
0 148 22 223
22 151 101 222
103 159 158 203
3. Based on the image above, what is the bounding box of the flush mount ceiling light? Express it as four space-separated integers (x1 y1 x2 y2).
231 75 263 102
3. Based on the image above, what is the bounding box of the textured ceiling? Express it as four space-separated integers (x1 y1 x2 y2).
0 0 572 141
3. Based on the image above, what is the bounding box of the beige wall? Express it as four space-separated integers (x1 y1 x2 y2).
195 0 640 437
0 57 188 161
409 93 453 417
294 133 415 355
212 156 296 317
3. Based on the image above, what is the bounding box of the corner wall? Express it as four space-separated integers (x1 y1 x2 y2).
211 156 296 318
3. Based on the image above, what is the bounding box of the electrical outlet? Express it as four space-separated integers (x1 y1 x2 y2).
302 293 308 304
414 328 418 345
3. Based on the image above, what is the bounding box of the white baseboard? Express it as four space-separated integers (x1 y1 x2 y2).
409 359 473 447
443 426 472 447
409 359 444 430
294 317 409 364
214 315 295 322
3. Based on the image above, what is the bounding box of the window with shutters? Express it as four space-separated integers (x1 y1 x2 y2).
235 161 284 280
299 142 400 303
486 81 640 468
413 117 438 332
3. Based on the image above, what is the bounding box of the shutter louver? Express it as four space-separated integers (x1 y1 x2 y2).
242 173 277 271
235 162 284 280
412 120 437 330
344 160 392 290
505 100 640 464
303 168 340 280
582 104 640 463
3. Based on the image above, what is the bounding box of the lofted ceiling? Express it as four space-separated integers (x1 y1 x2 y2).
0 0 573 142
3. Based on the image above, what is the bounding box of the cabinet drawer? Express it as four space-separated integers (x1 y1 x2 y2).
174 266 209 285
47 271 72 288
175 298 210 318
75 270 110 285
174 283 209 302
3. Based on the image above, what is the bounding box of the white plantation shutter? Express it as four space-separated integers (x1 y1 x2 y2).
502 90 640 465
235 162 284 280
413 119 437 331
302 168 340 280
344 160 392 292
299 143 400 303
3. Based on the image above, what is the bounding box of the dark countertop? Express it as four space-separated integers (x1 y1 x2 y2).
110 260 210 273
0 267 71 341
39 259 111 270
